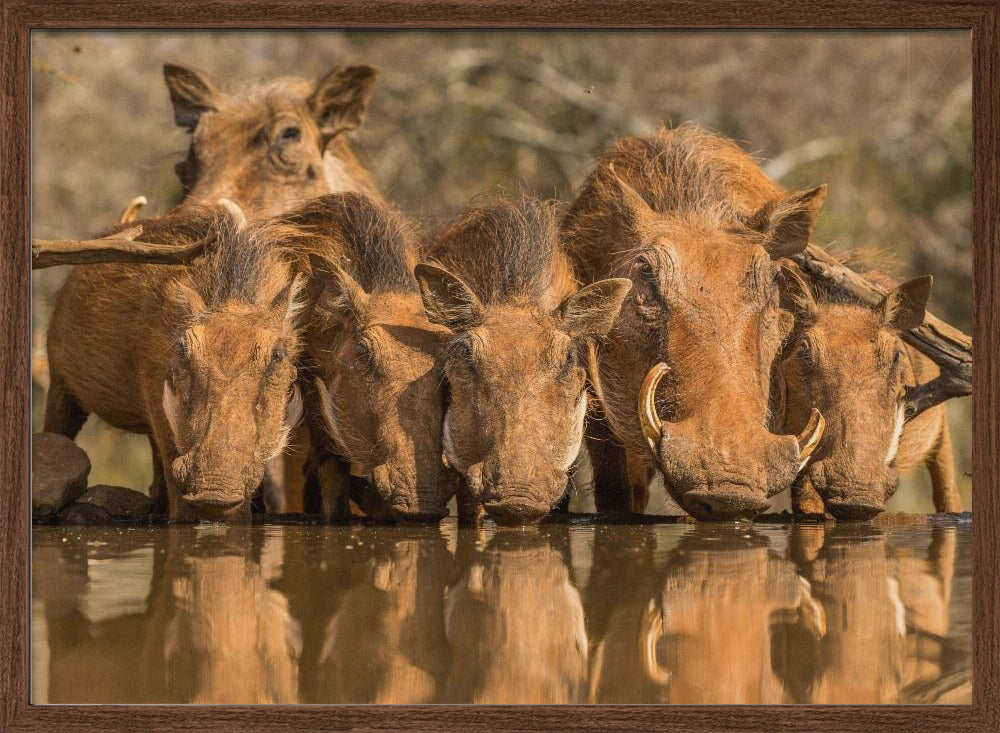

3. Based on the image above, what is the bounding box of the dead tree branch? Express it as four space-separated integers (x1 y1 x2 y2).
32 227 211 269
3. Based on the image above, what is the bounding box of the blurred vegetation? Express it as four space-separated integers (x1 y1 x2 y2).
30 30 971 512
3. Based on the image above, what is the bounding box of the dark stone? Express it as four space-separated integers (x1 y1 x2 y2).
77 485 154 521
59 502 111 526
32 433 90 524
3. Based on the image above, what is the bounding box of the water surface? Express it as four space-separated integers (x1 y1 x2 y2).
32 517 971 704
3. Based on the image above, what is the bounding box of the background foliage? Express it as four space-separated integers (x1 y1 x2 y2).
31 30 972 511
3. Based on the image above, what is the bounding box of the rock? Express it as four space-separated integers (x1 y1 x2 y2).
32 433 90 523
77 485 153 521
59 502 111 526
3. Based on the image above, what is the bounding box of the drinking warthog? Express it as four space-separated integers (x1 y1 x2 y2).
777 264 962 518
44 203 304 522
416 197 631 526
164 63 379 216
282 193 457 522
562 124 827 520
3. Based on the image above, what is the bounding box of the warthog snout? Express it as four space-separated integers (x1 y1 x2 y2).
639 363 827 521
809 462 897 521
370 463 449 523
171 452 259 516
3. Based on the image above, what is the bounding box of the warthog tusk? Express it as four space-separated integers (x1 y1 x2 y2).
638 363 669 453
119 195 147 224
640 598 671 686
795 407 826 471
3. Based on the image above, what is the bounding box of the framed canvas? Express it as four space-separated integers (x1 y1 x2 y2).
2 1 998 731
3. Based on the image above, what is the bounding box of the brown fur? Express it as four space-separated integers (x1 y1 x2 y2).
44 204 304 522
444 532 587 703
777 261 962 517
281 193 458 523
417 197 631 526
585 529 824 704
563 124 828 520
164 63 380 217
314 532 451 702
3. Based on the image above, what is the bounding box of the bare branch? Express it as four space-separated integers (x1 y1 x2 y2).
32 227 212 269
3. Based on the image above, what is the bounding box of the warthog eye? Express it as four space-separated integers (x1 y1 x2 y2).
798 337 813 365
559 348 577 379
278 126 301 144
891 349 901 371
271 347 285 367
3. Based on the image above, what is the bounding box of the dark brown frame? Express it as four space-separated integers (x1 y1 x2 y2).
2 2 997 730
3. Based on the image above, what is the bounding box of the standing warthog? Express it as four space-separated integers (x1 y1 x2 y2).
280 193 457 522
777 265 962 518
415 198 631 526
163 62 380 216
562 124 828 520
45 203 304 522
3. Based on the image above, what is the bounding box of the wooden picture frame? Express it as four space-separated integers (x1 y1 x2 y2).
2 1 997 730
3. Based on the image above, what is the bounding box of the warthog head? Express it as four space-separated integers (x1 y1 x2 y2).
777 267 933 519
293 194 457 522
417 199 631 526
564 129 828 520
162 204 304 519
164 63 379 215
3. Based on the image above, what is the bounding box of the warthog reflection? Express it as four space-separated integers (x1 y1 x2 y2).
32 522 968 704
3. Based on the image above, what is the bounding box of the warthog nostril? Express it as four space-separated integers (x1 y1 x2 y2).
483 500 549 527
826 499 884 521
181 490 245 509
682 489 770 522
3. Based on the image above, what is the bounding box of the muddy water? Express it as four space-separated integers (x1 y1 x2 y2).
32 517 970 704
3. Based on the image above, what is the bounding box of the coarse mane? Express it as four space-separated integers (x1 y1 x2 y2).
562 123 787 275
280 192 419 294
113 203 296 309
428 196 563 306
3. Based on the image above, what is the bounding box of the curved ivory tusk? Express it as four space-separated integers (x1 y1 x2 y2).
640 598 671 686
638 363 669 453
795 407 826 471
119 195 147 224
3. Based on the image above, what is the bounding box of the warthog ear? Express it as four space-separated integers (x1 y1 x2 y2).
776 263 817 326
880 275 932 332
558 278 633 338
163 64 220 130
269 273 306 324
606 166 658 241
748 185 827 259
172 280 206 320
309 254 370 324
309 65 379 145
414 264 484 332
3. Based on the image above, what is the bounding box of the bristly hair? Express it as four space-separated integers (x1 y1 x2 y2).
123 202 297 309
279 192 418 294
562 122 787 276
428 196 563 306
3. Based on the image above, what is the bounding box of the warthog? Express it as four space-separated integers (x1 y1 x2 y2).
44 203 304 522
416 197 631 526
281 193 457 522
562 124 827 520
164 63 379 216
777 264 962 519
